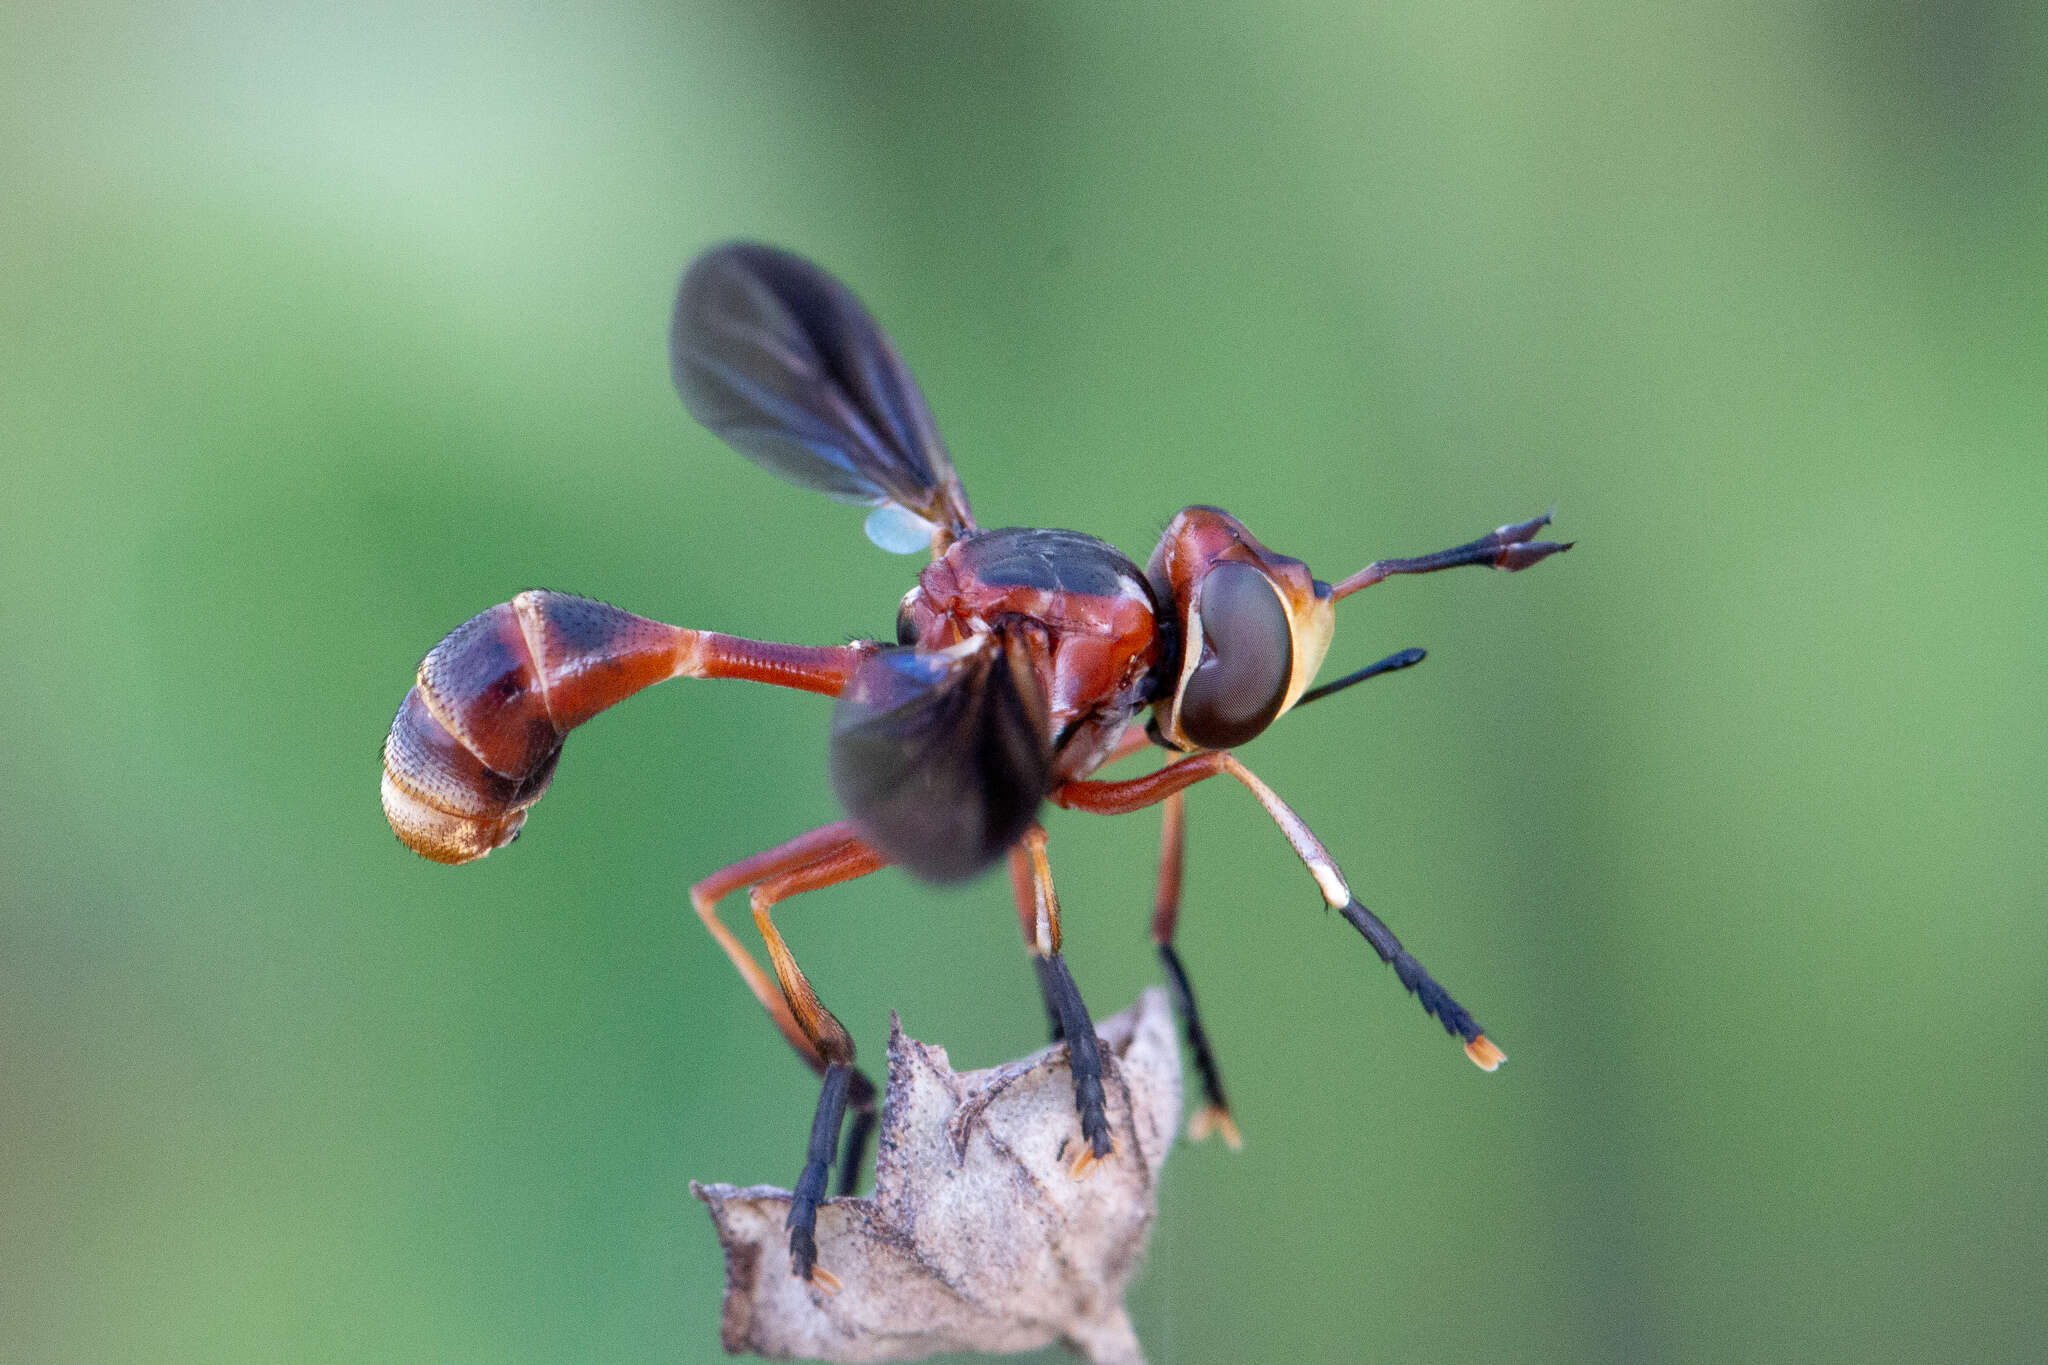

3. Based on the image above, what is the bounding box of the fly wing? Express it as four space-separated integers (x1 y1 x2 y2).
828 634 1052 884
671 243 975 543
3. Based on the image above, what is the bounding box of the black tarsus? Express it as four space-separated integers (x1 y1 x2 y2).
1157 943 1232 1121
1037 953 1114 1156
1338 900 1485 1044
787 1062 853 1280
835 1068 877 1198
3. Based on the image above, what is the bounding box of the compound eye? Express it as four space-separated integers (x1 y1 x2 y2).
1178 561 1293 750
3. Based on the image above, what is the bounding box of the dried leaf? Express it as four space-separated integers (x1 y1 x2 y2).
695 986 1181 1364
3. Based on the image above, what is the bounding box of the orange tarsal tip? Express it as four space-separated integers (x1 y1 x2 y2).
1068 1140 1118 1180
1188 1104 1243 1150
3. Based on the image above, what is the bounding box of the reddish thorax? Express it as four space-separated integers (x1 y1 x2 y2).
900 528 1163 779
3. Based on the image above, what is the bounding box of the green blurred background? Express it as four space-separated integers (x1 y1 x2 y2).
4 3 2043 1361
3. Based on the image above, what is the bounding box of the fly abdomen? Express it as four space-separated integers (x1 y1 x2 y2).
381 591 688 863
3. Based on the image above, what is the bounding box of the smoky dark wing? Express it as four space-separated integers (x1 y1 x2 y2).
828 639 1052 884
670 242 974 536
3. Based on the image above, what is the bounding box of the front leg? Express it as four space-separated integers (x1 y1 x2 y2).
1210 755 1505 1070
1055 754 1503 1070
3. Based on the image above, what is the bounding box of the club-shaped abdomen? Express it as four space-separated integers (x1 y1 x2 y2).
381 590 689 864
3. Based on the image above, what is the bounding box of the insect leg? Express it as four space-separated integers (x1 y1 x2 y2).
1009 852 1065 1043
690 823 865 1070
1055 761 1245 1142
1152 792 1241 1148
792 1062 853 1293
1214 755 1504 1071
748 837 894 1284
1050 752 1231 815
689 825 889 1283
1055 754 1502 1070
1008 828 1116 1170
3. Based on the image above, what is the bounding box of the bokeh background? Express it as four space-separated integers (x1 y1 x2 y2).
5 3 2044 1361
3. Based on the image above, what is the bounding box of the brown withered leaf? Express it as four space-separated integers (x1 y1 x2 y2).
694 987 1181 1364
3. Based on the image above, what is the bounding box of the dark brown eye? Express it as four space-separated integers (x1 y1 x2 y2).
1178 561 1293 749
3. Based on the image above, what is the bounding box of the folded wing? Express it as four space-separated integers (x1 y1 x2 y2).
828 634 1051 883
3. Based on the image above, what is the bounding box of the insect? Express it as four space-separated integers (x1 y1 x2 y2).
379 244 1569 1287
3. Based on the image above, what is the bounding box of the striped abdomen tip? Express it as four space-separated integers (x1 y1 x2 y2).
380 591 687 864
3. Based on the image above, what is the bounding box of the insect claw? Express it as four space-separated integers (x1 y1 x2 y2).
1494 539 1572 572
1493 511 1553 542
1068 1137 1119 1179
1188 1103 1243 1150
1464 1034 1507 1071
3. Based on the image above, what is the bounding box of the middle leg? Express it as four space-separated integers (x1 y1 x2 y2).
1007 827 1116 1172
1010 850 1065 1044
1151 791 1242 1148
